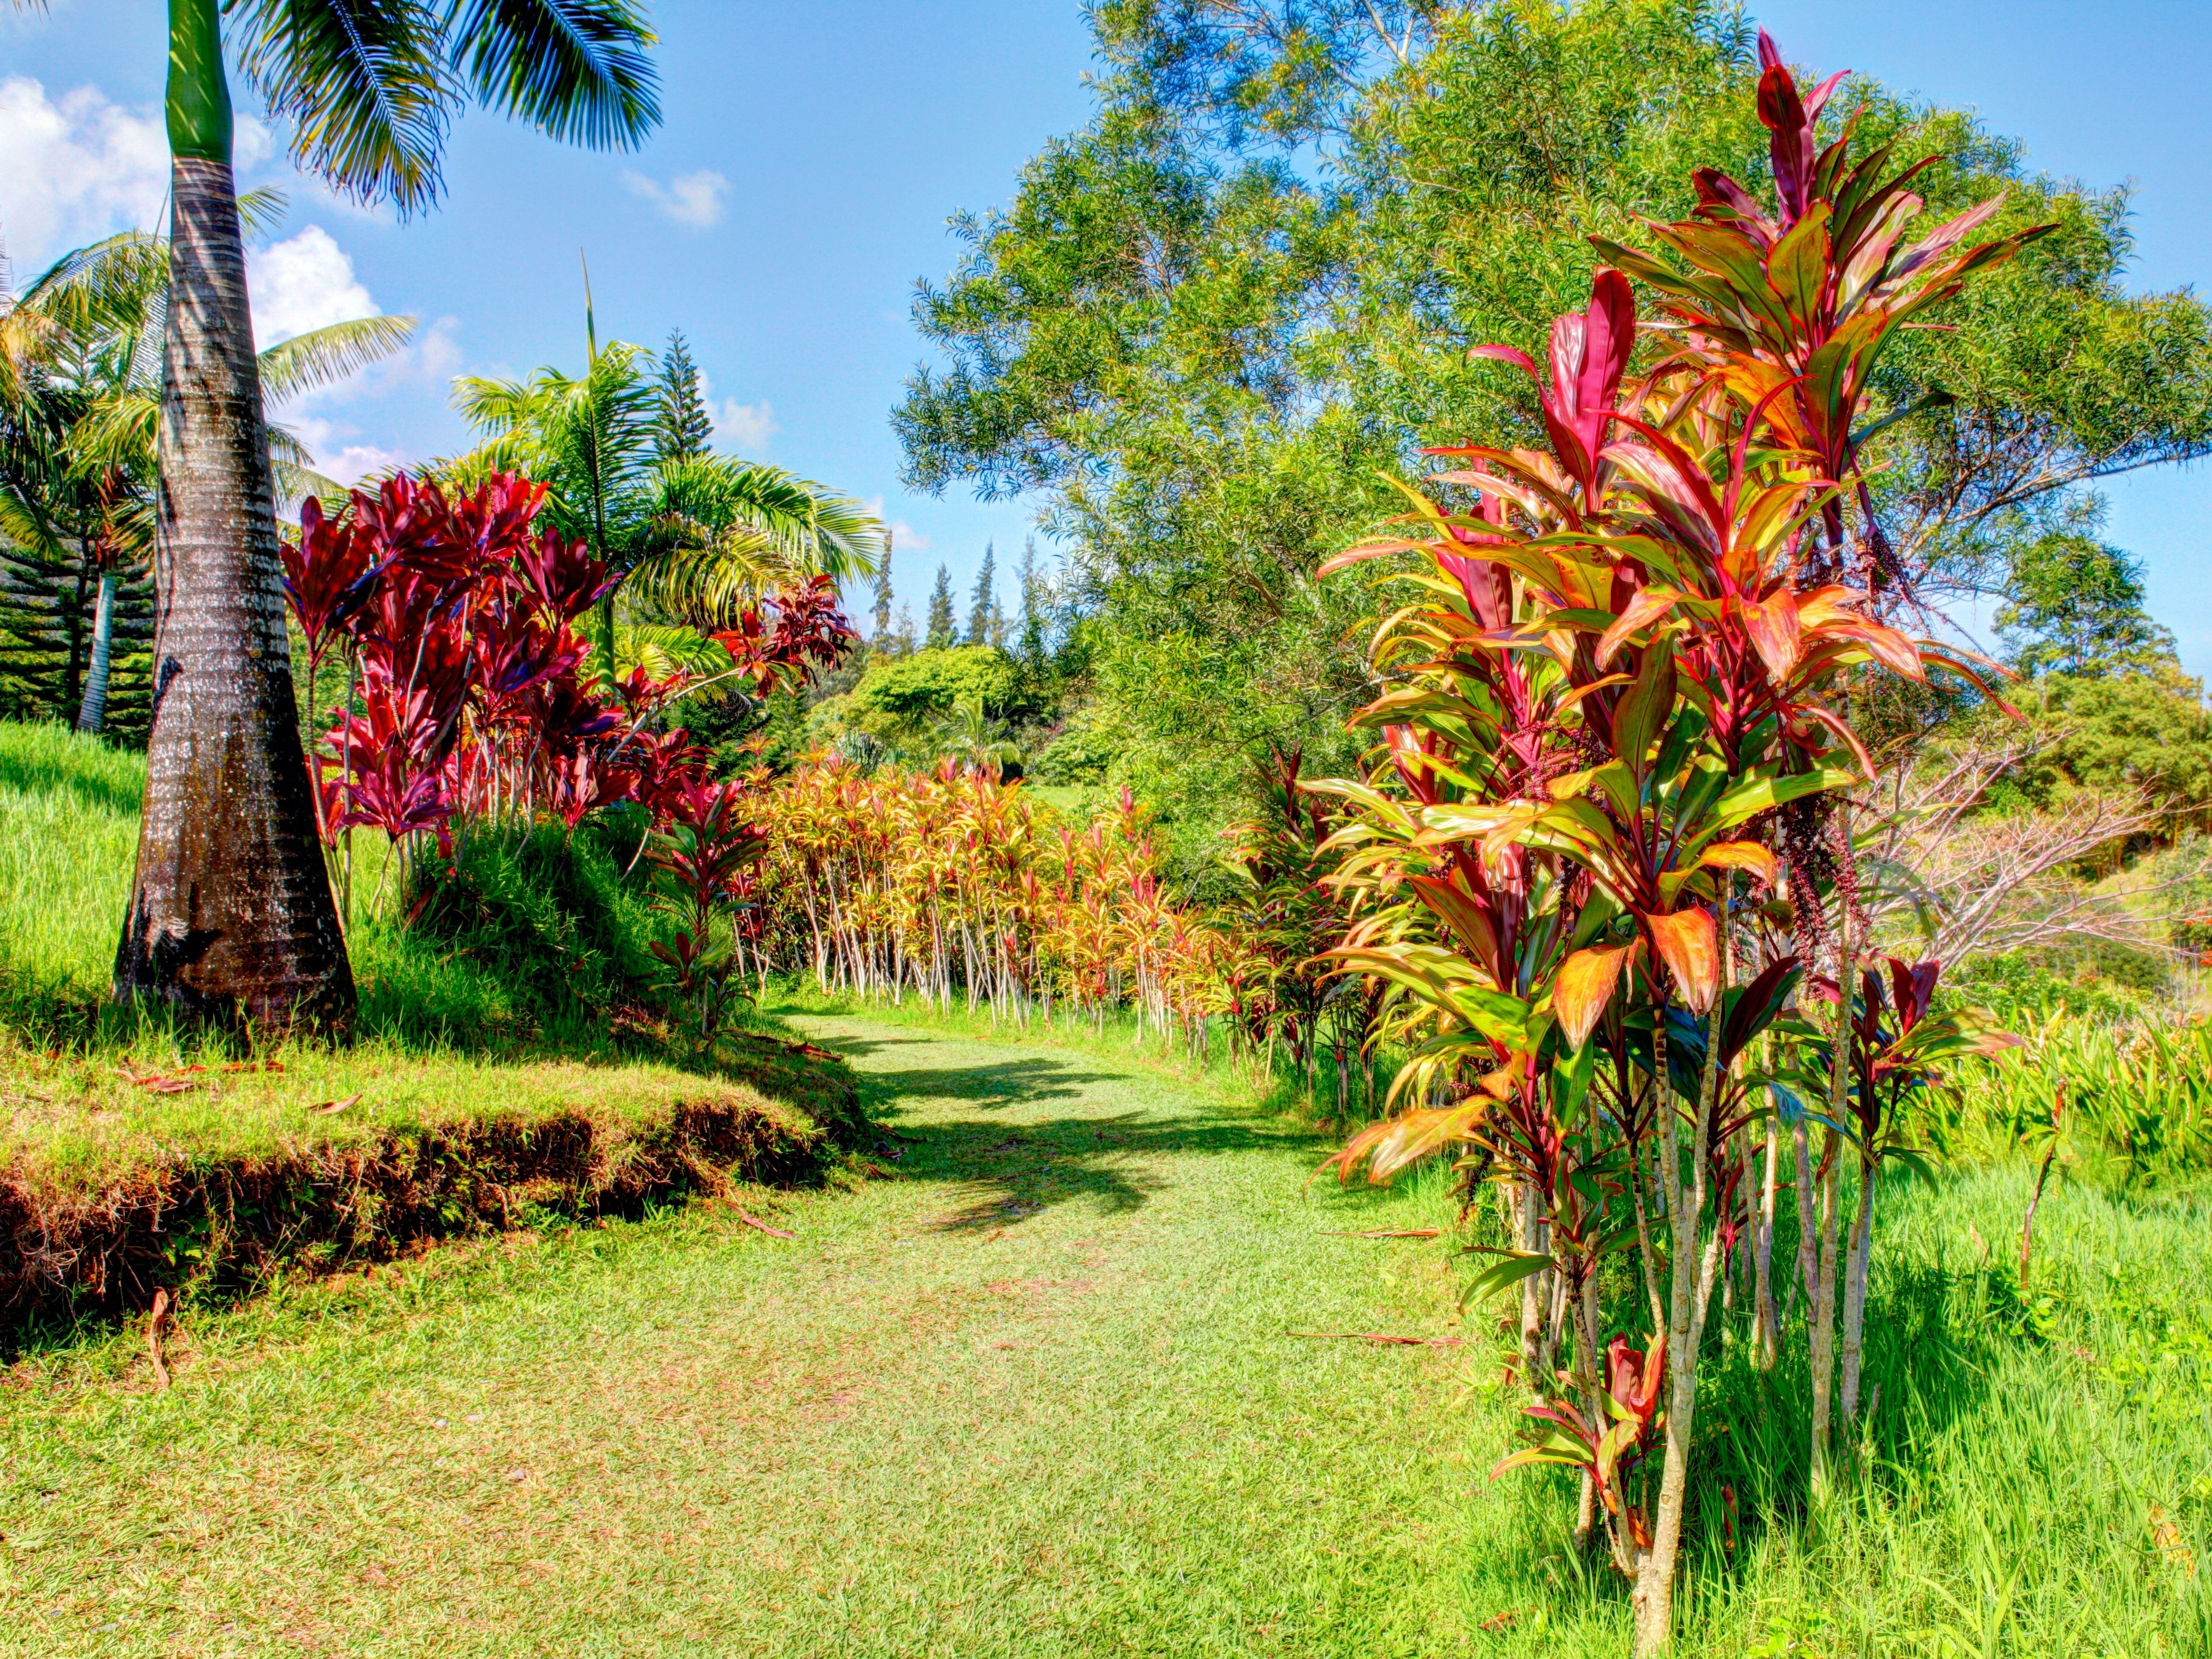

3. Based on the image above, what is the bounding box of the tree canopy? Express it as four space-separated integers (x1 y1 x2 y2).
894 0 2212 875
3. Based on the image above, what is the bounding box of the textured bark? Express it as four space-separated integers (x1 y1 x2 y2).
75 571 116 733
114 154 354 1028
1808 1132 1844 1486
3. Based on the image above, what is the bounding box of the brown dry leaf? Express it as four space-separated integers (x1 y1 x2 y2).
1479 1609 1524 1633
2150 1504 2197 1573
1327 1227 1443 1239
117 1064 207 1094
147 1287 172 1392
311 1093 363 1116
734 1210 797 1240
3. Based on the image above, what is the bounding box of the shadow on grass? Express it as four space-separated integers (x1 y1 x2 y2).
900 1111 1326 1229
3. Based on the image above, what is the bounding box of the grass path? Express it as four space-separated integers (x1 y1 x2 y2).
3 1015 1491 1657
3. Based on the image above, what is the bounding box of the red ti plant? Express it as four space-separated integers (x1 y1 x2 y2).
1307 34 2034 1653
1493 1334 1667 1568
1592 27 2053 589
647 775 769 1044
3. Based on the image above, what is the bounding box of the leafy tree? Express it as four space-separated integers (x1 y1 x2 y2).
2038 666 2212 808
1996 525 2176 677
2 0 665 1026
870 537 895 642
1015 535 1049 664
966 540 997 645
652 328 713 463
895 0 2212 864
925 563 957 649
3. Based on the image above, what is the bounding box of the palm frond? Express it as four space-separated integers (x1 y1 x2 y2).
257 313 417 402
16 232 168 346
236 186 293 242
0 473 72 566
443 0 660 150
272 458 354 514
67 395 160 477
622 527 797 627
230 0 460 217
265 421 322 473
617 621 733 684
651 455 888 579
449 372 543 437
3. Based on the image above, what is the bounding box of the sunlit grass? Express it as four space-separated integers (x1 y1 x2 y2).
7 1011 2208 1656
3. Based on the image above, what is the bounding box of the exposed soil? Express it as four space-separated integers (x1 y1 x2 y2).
0 1031 864 1345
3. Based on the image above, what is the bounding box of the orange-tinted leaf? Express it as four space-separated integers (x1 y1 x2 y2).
1699 840 1779 889
1642 907 1720 1012
1319 1101 1492 1186
1741 589 1801 683
1318 538 1430 577
1596 585 1685 668
1555 940 1644 1050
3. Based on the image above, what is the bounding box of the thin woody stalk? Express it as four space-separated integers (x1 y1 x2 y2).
1809 879 1856 1491
1632 893 1734 1657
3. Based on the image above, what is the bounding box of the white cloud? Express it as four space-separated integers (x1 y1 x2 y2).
864 498 931 557
0 76 167 275
248 224 377 346
620 168 729 229
709 396 779 452
283 415 408 488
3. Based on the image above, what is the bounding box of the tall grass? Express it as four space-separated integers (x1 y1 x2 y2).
0 720 678 1058
0 721 142 1005
1442 1162 2212 1654
1937 1012 2212 1185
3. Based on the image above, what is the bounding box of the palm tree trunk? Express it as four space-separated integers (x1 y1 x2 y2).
115 0 354 1028
75 570 116 733
63 551 92 716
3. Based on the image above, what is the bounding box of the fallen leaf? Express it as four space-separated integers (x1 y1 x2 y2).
117 1065 207 1094
1479 1609 1523 1633
2151 1504 2197 1573
147 1288 172 1392
311 1093 363 1116
733 1210 796 1239
1326 1227 1443 1239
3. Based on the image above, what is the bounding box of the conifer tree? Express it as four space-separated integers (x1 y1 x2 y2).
654 330 714 463
967 542 997 646
871 533 895 640
1016 536 1049 664
926 565 957 649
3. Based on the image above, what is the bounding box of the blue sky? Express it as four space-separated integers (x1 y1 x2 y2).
1 1 2205 669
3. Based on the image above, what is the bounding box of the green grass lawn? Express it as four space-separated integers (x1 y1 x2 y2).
8 1008 2209 1657
0 722 863 1329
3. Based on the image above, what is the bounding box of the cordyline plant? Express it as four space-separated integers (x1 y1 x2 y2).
281 468 854 1037
1311 33 2026 1653
739 759 1321 1076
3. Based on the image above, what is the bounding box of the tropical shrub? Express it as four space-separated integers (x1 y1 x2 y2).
280 468 856 1038
1310 33 2032 1652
